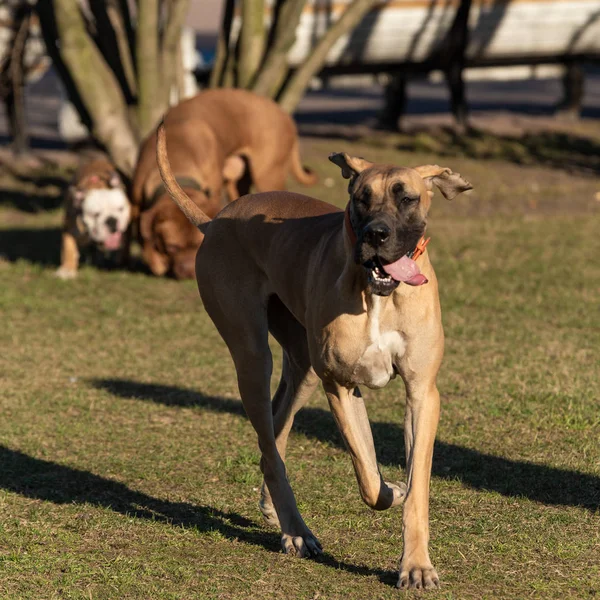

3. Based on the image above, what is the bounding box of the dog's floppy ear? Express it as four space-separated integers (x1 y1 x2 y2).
108 171 121 188
70 186 86 207
414 165 473 200
329 152 373 180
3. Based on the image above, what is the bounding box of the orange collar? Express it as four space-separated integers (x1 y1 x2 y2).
344 203 430 260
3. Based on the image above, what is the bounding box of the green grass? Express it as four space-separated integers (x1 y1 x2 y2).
0 138 599 599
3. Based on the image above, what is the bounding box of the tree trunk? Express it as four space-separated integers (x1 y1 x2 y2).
278 0 380 113
3 4 30 154
37 0 93 131
251 0 306 98
238 0 266 88
52 0 138 175
136 0 162 139
161 0 191 105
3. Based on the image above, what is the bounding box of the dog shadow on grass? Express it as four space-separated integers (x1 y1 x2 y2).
0 444 395 583
92 379 600 513
2 378 597 586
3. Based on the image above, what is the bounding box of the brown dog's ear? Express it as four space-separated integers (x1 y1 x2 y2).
329 152 373 179
414 165 473 200
70 187 86 207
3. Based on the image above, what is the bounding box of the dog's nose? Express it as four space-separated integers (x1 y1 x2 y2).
105 216 118 233
172 254 196 280
363 223 390 248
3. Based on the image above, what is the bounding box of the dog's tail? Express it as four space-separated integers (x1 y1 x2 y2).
290 140 318 186
156 121 211 229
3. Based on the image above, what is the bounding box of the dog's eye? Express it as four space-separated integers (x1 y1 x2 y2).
400 195 418 205
393 183 418 206
356 186 371 206
93 212 101 218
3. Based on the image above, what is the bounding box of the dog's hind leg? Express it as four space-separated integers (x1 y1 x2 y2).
250 162 288 193
258 352 319 529
258 296 320 528
201 287 321 557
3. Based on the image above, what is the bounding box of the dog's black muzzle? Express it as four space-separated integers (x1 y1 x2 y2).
356 215 424 266
354 215 426 296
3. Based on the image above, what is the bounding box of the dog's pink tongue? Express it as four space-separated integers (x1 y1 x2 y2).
104 231 122 250
382 255 428 286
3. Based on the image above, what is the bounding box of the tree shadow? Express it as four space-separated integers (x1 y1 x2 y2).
2 168 70 193
0 444 394 583
0 156 69 212
92 379 600 512
0 227 61 266
394 126 600 175
0 225 154 273
0 188 64 212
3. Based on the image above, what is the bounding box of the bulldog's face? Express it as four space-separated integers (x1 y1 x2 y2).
80 188 131 250
140 196 203 280
330 153 472 296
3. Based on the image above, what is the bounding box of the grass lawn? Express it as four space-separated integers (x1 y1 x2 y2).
0 134 599 599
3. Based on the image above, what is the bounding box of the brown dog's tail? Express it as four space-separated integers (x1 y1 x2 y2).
156 121 211 229
290 140 318 186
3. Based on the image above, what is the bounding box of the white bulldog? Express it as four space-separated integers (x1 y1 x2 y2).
56 158 131 279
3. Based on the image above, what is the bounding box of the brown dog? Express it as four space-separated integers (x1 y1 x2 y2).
157 121 472 589
131 89 316 279
56 158 130 279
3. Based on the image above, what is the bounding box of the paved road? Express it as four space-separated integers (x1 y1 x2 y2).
3 67 598 147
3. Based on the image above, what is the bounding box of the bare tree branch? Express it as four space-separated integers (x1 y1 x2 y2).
278 0 379 113
161 0 190 106
209 0 234 88
117 0 136 64
251 0 306 98
238 0 265 88
88 0 135 103
36 0 93 130
136 0 162 138
106 0 137 97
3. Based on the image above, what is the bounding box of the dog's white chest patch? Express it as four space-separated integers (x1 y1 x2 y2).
353 297 405 389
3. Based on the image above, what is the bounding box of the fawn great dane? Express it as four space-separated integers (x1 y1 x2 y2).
156 122 472 589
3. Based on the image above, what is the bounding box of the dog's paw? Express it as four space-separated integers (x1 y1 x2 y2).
397 564 439 590
54 266 77 280
385 481 407 507
281 531 322 558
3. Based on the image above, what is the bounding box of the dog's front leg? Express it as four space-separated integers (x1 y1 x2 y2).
398 381 440 590
55 231 79 279
323 382 406 510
